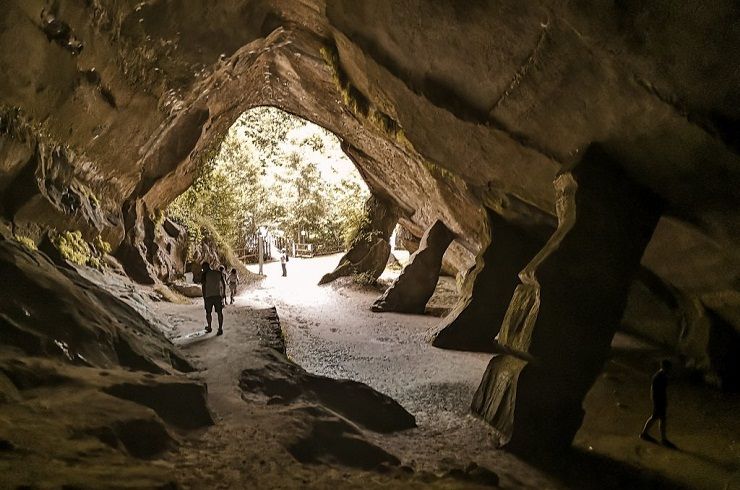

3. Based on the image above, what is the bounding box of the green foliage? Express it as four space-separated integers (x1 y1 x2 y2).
93 234 111 254
167 106 369 254
13 235 37 251
50 231 110 270
52 231 92 266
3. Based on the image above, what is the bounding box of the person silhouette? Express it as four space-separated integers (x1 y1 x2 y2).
640 359 676 448
280 249 288 277
200 262 226 335
218 265 228 306
227 267 240 304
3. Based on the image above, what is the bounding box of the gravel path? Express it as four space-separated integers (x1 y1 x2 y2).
244 254 560 487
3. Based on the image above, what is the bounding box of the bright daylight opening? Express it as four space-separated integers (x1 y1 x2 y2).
167 106 370 280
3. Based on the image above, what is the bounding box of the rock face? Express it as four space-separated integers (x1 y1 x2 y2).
622 269 740 391
0 235 212 487
319 194 398 285
431 211 547 351
372 220 455 314
0 236 190 371
240 347 416 433
0 0 739 451
472 149 662 452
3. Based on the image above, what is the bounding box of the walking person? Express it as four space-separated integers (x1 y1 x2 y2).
200 262 226 336
218 265 228 307
640 359 676 448
227 267 240 304
280 248 288 277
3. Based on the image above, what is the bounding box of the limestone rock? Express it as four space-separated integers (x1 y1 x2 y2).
372 220 455 314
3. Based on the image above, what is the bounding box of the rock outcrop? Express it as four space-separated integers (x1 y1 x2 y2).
431 211 546 351
319 194 398 285
1 0 739 453
372 220 455 314
472 148 662 452
622 269 740 391
0 235 212 488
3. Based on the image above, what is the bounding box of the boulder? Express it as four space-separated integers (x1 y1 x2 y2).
171 282 202 298
372 220 455 314
319 194 398 285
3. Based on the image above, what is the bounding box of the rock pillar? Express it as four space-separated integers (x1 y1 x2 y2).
372 220 455 314
318 194 398 285
116 200 158 284
431 211 545 352
471 147 662 452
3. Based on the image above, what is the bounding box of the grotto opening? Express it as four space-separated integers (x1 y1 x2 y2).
0 1 739 488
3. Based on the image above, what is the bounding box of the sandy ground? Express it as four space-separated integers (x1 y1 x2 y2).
151 254 561 489
151 253 740 489
242 255 557 487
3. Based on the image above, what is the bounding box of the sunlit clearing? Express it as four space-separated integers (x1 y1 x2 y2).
167 106 369 269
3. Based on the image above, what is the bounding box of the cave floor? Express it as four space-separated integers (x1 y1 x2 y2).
151 254 739 489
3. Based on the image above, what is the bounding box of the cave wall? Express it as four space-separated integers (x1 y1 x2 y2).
1 0 739 446
1 0 736 282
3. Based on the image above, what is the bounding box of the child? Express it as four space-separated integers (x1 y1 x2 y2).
640 359 676 448
218 265 228 307
227 267 240 304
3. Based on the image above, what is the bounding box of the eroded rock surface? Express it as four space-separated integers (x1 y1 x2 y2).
240 346 416 433
0 236 211 488
431 211 546 352
372 220 455 314
472 149 662 452
0 0 738 464
319 194 398 285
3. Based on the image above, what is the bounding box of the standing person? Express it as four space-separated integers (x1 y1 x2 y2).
280 249 288 277
640 359 676 448
227 267 240 304
200 262 226 335
218 265 228 307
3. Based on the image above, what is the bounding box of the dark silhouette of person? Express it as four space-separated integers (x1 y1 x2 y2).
640 359 676 448
227 267 239 304
280 249 288 277
200 262 226 335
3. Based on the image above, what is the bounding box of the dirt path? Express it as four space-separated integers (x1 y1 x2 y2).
241 255 560 485
152 255 561 489
154 254 740 489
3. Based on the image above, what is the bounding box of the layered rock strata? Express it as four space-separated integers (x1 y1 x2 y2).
431 211 547 351
472 148 662 451
372 219 455 314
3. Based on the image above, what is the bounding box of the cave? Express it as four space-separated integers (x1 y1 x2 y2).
1 1 739 488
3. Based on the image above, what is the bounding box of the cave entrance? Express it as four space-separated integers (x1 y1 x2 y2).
167 106 370 280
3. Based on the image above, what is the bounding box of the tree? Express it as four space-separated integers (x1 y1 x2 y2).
167 106 370 254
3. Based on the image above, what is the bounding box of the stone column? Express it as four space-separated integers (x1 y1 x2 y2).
431 210 545 352
372 220 455 314
471 147 662 452
318 194 398 285
115 199 158 284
